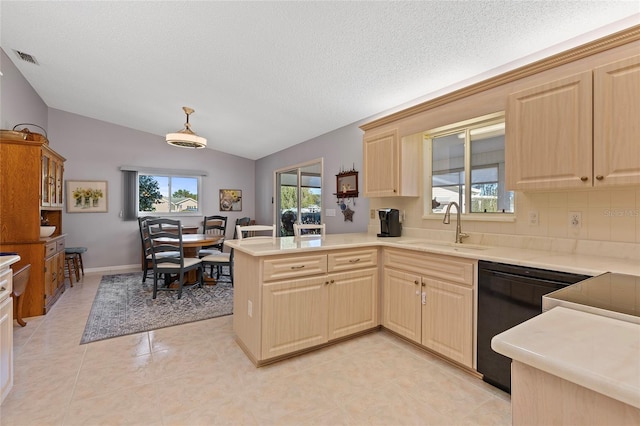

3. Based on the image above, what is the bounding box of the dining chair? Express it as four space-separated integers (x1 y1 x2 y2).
235 224 276 241
137 216 155 282
199 215 227 257
145 218 204 299
232 217 252 239
200 249 234 286
293 223 326 239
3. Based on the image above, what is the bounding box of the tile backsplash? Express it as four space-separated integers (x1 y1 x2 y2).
368 187 640 246
516 188 640 243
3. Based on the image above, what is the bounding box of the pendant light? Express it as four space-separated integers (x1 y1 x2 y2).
166 106 207 149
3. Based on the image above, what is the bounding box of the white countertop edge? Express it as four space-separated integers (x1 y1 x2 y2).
0 255 21 269
491 307 640 409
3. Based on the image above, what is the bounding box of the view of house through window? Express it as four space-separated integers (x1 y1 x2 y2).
138 174 200 214
427 112 513 216
275 160 322 236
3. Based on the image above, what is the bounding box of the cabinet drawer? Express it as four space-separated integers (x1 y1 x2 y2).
328 248 377 272
262 254 327 282
384 249 474 286
44 241 57 258
0 268 11 295
56 238 65 253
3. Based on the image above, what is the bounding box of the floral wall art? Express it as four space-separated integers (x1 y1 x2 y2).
66 180 108 213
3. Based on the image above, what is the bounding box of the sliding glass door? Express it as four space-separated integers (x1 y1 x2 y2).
275 160 322 236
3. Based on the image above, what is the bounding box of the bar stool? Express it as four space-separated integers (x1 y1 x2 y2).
65 247 87 281
65 253 79 286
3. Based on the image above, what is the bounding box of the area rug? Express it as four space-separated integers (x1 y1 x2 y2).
80 271 233 344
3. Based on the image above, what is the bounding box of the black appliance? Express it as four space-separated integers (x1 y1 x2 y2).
477 261 590 393
377 208 402 237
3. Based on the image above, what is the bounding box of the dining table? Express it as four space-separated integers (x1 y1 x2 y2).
154 233 224 285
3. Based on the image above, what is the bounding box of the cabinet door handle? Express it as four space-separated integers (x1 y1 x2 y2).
348 258 361 263
580 176 588 182
414 280 419 285
330 279 335 284
290 265 305 270
596 175 604 180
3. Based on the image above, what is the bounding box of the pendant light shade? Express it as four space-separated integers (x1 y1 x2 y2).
166 106 207 149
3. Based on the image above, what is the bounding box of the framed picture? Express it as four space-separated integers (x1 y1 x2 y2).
336 171 358 198
66 180 108 213
219 189 242 211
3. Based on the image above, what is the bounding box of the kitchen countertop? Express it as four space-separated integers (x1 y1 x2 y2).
0 255 21 269
491 306 640 409
225 233 640 276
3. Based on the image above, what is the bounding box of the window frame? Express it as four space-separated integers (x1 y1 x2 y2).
423 111 515 222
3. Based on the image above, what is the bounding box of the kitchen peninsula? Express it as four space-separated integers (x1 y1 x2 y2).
226 233 640 368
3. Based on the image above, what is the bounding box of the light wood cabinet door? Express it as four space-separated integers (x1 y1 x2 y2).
261 275 328 359
383 268 421 343
421 278 473 367
594 55 640 187
328 268 378 340
363 130 420 197
363 130 399 196
506 71 593 190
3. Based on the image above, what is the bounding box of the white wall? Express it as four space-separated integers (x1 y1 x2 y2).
255 122 369 235
47 108 256 270
0 49 48 134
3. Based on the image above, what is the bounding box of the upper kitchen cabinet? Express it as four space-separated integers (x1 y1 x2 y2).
506 54 640 190
593 55 640 187
363 129 420 197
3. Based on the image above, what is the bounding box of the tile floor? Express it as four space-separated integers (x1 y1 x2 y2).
1 271 511 425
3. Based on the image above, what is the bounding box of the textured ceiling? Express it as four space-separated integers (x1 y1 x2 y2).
1 2 638 160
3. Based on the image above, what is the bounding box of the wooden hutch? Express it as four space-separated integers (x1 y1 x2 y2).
0 129 67 316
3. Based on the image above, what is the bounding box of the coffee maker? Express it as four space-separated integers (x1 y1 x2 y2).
377 208 402 237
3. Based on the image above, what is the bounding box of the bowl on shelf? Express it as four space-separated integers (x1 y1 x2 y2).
40 226 56 238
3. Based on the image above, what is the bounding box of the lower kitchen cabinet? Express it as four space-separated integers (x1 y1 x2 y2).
0 296 13 404
235 248 379 364
262 275 329 359
261 266 378 360
383 249 475 368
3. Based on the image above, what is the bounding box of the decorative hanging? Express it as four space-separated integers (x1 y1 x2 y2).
334 165 358 222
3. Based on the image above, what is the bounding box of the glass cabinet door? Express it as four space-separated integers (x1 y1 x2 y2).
41 154 50 206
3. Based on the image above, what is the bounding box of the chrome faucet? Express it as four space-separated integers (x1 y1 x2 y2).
443 202 469 244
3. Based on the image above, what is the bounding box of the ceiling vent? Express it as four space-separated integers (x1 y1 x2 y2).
14 50 39 65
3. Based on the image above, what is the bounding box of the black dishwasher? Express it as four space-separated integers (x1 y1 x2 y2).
477 261 590 393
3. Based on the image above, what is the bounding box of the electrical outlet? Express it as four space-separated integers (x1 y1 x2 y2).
528 210 539 226
569 211 582 229
370 209 375 219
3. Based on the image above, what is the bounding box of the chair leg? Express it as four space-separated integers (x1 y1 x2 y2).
77 253 85 276
15 294 26 327
73 255 81 282
65 256 75 287
152 273 158 299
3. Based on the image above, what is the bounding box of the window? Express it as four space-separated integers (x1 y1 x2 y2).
138 174 201 214
425 112 514 217
274 159 323 237
120 166 207 220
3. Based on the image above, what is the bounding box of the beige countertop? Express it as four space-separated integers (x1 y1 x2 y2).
491 306 640 409
225 233 640 276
